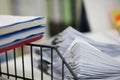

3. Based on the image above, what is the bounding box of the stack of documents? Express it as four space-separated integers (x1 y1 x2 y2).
67 38 120 79
50 37 120 80
35 27 120 80
0 15 46 53
36 27 120 63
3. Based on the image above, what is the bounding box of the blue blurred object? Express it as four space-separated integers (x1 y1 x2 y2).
0 51 13 63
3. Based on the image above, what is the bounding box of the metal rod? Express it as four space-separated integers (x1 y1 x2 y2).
13 49 17 80
54 48 78 80
27 44 54 48
30 45 34 80
0 72 31 80
40 47 43 80
21 46 25 79
62 61 64 80
0 55 1 76
5 52 9 78
51 48 53 80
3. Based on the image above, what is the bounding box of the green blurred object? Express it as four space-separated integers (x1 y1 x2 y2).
61 0 72 25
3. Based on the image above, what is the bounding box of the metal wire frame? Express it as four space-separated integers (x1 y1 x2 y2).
0 44 78 80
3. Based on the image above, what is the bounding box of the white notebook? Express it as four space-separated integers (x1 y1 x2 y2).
0 26 45 47
0 15 46 35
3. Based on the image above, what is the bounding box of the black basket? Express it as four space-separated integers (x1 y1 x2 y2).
0 44 78 80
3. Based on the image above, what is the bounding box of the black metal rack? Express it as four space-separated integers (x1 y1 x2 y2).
0 44 78 80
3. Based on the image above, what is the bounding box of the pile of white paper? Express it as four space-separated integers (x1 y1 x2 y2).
62 38 120 79
37 27 120 63
34 27 120 80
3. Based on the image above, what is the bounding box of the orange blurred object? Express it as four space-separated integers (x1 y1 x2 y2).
115 14 120 22
111 8 120 30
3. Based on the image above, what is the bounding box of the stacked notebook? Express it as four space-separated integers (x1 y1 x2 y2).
0 15 46 53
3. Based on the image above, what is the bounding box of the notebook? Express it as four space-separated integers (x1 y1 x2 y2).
0 33 44 53
0 25 44 39
0 15 46 35
0 26 45 46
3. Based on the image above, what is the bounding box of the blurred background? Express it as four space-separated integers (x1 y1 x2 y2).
0 0 90 37
0 0 120 38
0 0 120 64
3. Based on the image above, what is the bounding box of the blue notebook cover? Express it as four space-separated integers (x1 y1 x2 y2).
0 32 44 48
0 25 45 39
